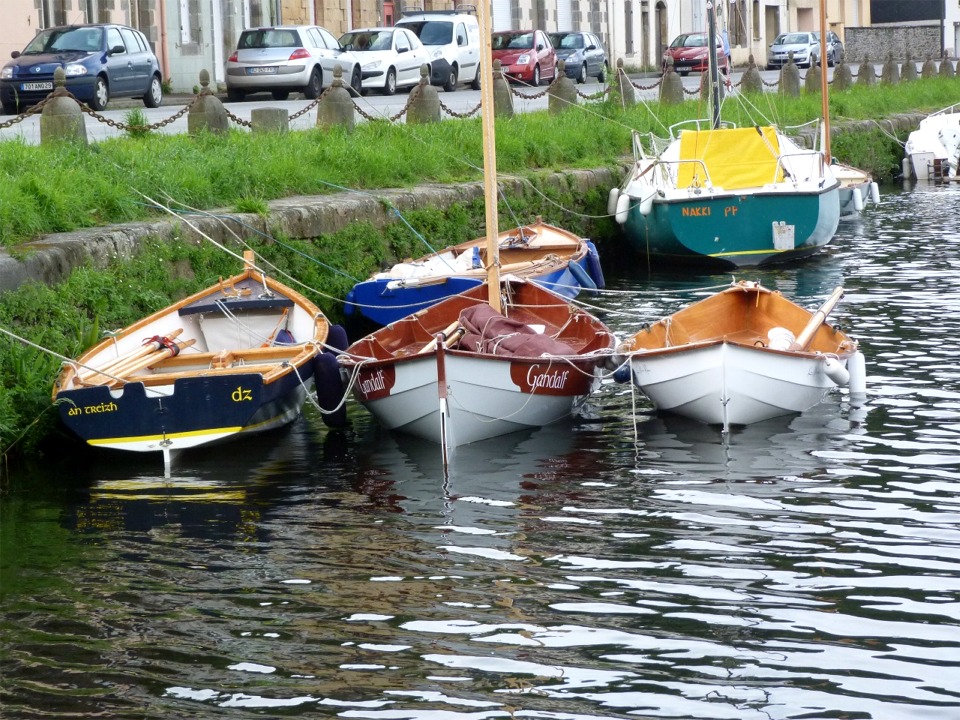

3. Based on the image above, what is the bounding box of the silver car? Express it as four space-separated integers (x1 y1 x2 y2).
767 31 820 69
225 25 362 101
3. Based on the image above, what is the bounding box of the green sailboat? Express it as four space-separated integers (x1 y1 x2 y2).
611 1 840 269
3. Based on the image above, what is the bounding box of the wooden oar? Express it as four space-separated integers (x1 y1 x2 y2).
789 287 845 352
81 329 184 384
106 339 197 387
419 320 463 354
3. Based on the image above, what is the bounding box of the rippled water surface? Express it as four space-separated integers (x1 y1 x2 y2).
2 184 960 719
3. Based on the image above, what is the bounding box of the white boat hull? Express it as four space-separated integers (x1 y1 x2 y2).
630 341 845 426
355 350 597 447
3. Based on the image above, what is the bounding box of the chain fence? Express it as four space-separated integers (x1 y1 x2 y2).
0 58 934 136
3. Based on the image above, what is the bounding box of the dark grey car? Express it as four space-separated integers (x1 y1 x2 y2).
549 31 607 84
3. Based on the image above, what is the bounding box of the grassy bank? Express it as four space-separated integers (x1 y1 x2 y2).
1 77 956 247
0 76 956 463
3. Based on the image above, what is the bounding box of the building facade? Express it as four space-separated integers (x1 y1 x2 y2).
1 1 954 96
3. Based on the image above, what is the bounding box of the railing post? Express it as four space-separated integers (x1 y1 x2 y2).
187 69 228 135
39 68 87 146
316 64 356 130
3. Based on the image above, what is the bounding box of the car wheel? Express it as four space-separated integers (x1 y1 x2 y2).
383 67 397 95
272 90 290 101
533 65 541 87
443 64 458 92
90 76 109 111
350 66 362 94
143 75 162 108
577 63 587 84
470 68 481 90
304 68 322 99
1 99 16 115
679 70 690 77
227 88 245 102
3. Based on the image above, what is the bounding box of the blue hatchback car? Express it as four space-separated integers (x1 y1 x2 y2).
0 24 162 114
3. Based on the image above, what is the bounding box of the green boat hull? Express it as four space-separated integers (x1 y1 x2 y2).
623 186 840 268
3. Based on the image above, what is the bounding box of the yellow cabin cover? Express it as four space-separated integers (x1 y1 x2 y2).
676 126 784 190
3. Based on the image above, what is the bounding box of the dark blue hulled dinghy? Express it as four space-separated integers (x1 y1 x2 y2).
53 250 344 467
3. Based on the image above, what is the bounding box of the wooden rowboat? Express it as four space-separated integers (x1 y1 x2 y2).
339 278 615 452
344 217 605 327
615 281 866 429
53 251 344 467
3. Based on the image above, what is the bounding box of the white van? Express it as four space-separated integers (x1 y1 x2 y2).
396 6 481 92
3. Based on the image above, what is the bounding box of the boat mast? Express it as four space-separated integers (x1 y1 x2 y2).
707 1 721 129
819 0 832 163
478 0 502 312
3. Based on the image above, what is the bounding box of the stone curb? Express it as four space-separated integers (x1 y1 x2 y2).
0 167 621 295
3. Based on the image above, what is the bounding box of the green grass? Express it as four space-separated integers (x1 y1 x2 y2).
1 76 955 248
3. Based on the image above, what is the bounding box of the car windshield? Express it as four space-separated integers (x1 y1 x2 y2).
674 34 707 48
777 33 810 45
341 30 392 51
23 27 104 54
492 32 533 50
416 21 453 45
550 33 584 49
238 29 302 49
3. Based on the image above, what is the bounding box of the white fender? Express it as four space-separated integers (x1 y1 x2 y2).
869 182 880 205
853 189 864 212
639 191 655 216
847 350 867 396
823 356 850 386
615 193 630 224
902 157 912 179
607 187 620 216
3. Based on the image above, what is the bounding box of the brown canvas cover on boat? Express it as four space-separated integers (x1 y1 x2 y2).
458 304 574 357
676 126 784 190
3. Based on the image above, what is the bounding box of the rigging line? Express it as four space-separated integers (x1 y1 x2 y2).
140 191 352 309
135 201 361 283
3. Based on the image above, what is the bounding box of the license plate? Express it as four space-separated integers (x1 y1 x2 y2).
21 81 53 91
246 67 277 75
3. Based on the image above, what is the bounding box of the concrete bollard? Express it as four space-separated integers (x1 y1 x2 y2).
901 51 918 82
316 64 356 130
658 57 684 105
492 60 514 118
779 52 801 97
406 65 441 124
940 54 956 78
548 61 577 114
40 68 87 145
187 70 228 135
881 53 899 85
857 55 875 86
921 56 938 79
739 54 763 94
252 107 288 134
698 70 726 101
833 59 853 91
615 58 636 106
804 61 822 93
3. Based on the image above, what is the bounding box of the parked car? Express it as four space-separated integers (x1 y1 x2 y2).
661 32 728 76
395 8 481 92
339 27 431 95
767 31 822 69
0 23 162 114
821 31 845 66
549 31 607 84
225 25 361 102
491 29 557 86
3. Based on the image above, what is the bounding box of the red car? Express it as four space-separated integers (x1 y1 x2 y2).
661 32 728 76
491 29 556 86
